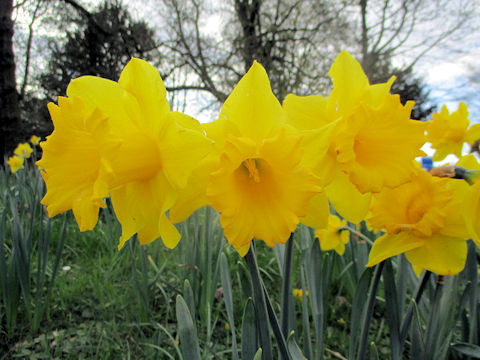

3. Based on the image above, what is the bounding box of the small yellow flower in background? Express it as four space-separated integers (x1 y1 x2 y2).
225 322 230 330
7 155 24 173
284 51 426 223
205 61 321 256
14 142 33 158
292 288 309 300
30 135 41 146
315 214 350 255
426 102 480 161
367 168 470 275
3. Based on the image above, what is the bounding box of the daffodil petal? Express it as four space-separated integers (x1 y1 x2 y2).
367 233 423 267
405 235 467 275
325 171 371 223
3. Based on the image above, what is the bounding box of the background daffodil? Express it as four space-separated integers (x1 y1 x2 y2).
426 102 480 161
205 61 321 256
315 214 349 255
7 155 24 173
14 142 33 158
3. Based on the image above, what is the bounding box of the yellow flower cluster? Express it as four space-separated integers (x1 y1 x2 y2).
36 51 480 275
7 137 40 173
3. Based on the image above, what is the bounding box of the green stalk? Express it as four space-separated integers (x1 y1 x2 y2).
424 275 445 359
245 243 273 360
280 233 294 338
357 261 385 360
399 270 432 347
263 285 291 360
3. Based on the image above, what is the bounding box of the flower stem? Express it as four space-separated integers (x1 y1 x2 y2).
281 233 294 338
357 261 385 360
245 243 273 360
399 270 432 347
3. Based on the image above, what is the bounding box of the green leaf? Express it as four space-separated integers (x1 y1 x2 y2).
242 298 258 360
450 342 480 358
287 331 307 359
220 253 239 360
253 348 263 360
349 267 374 358
176 295 201 360
183 279 196 322
383 259 401 360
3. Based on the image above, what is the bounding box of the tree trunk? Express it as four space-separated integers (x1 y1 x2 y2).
0 0 20 160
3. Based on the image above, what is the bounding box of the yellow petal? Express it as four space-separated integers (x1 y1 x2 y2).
325 171 371 223
218 61 284 142
367 233 423 267
66 76 140 135
300 191 330 230
463 181 480 246
112 171 177 249
328 51 369 115
159 119 212 189
158 214 181 249
283 94 332 130
37 97 110 230
169 155 219 223
405 235 467 275
118 58 170 130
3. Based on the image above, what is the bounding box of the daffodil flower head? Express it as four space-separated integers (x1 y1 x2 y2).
7 155 24 173
283 51 426 222
367 168 470 275
30 135 41 146
426 102 480 161
37 58 211 250
315 214 349 255
14 142 33 158
206 61 321 256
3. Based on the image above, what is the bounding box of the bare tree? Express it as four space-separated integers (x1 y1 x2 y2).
156 0 351 104
356 0 478 82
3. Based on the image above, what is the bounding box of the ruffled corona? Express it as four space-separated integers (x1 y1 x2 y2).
207 132 321 255
37 96 111 231
367 169 470 275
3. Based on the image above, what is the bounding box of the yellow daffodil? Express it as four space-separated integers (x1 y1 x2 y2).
284 51 426 222
292 288 309 300
38 58 211 248
30 135 41 145
14 142 33 158
426 102 480 161
315 214 349 255
457 154 480 245
37 96 111 231
367 169 470 275
205 61 321 256
7 155 24 173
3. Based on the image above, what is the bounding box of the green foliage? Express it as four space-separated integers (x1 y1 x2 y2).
3 163 480 359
